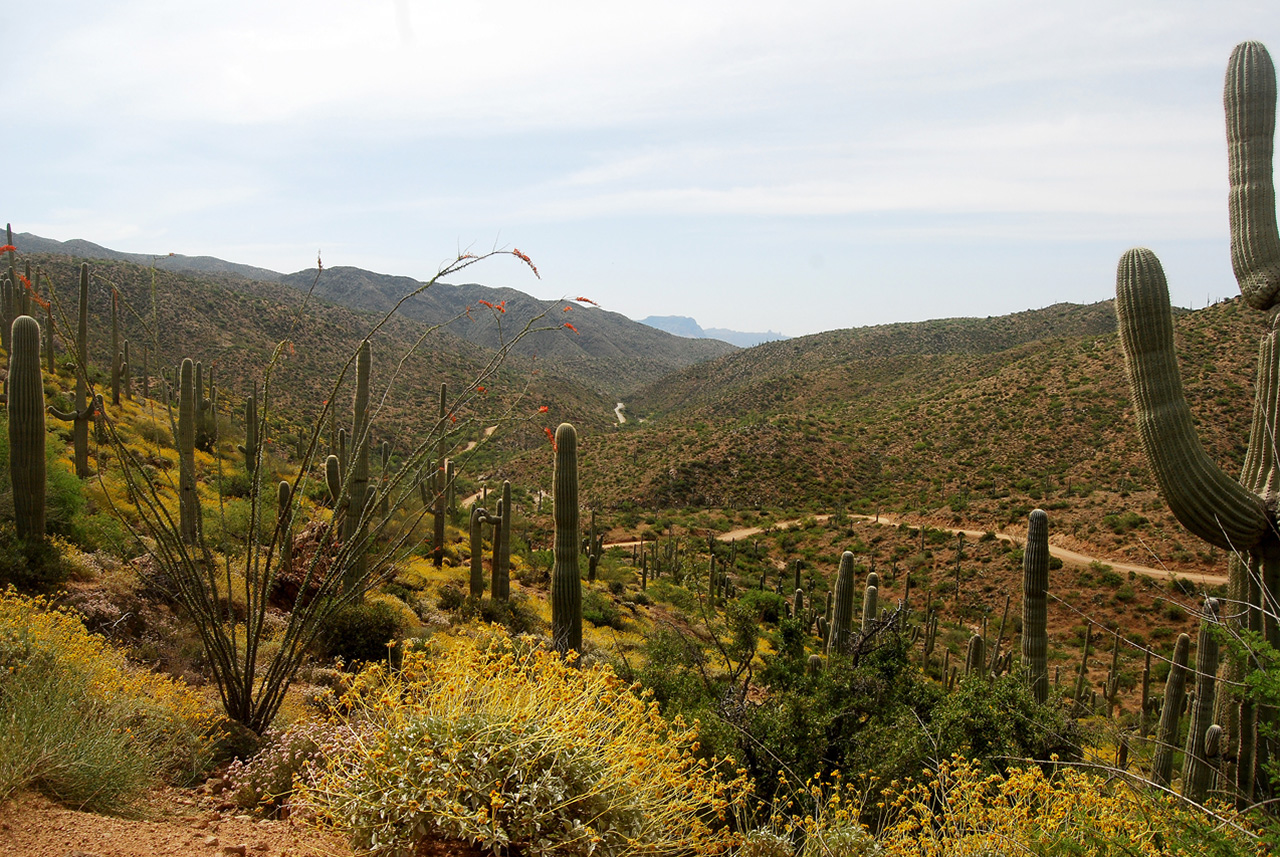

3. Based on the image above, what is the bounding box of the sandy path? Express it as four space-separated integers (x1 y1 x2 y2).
710 513 1226 587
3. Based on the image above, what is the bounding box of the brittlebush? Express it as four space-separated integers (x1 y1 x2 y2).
874 756 1265 857
299 630 748 856
0 588 214 810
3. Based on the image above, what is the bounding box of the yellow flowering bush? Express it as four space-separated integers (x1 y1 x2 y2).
299 630 749 855
0 588 214 810
874 756 1265 857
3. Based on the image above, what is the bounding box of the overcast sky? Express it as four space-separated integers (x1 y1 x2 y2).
9 1 1280 337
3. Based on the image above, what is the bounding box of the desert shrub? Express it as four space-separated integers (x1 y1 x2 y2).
0 590 213 810
738 589 787 625
226 718 362 815
0 529 70 591
318 600 406 666
582 589 625 630
299 632 748 855
875 756 1262 856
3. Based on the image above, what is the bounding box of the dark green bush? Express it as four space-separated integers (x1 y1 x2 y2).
319 601 406 666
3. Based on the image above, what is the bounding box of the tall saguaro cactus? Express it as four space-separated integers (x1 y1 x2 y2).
827 551 855 656
1152 633 1192 788
551 423 582 656
493 480 512 601
49 263 92 477
1184 600 1222 803
433 383 448 568
177 359 199 545
1116 41 1280 801
1022 509 1050 704
8 316 45 541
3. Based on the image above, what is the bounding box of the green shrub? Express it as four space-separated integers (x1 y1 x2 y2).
319 601 406 666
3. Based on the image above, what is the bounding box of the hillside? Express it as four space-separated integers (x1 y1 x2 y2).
499 297 1257 576
20 254 619 458
12 232 735 397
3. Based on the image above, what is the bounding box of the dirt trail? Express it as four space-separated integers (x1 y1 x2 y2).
455 426 499 508
708 513 1227 587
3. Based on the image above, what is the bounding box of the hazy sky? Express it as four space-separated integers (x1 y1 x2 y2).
9 2 1280 336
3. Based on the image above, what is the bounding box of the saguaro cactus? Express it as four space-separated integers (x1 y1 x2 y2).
433 383 447 568
1184 600 1222 803
8 316 45 541
551 423 582 656
239 382 259 473
1022 509 1050 704
1116 43 1280 800
322 341 372 590
1152 633 1192 788
469 506 488 599
827 551 855 656
177 358 199 545
49 263 92 477
493 480 512 601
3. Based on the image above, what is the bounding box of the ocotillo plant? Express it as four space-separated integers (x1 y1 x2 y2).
8 316 45 541
551 423 582 657
1152 633 1192 788
827 551 855 656
49 263 92 478
1022 509 1050 704
1115 41 1280 798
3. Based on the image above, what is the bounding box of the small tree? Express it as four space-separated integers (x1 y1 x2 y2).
96 249 554 733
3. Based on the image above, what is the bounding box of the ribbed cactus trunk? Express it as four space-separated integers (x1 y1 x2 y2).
827 551 855 656
433 383 447 568
344 340 371 591
1152 633 1191 788
8 316 45 541
860 583 877 630
69 264 90 477
469 506 487 599
177 358 199 545
1184 600 1222 803
965 634 986 678
1117 43 1280 802
110 289 121 406
1022 508 1050 704
493 480 511 601
276 481 293 575
240 382 259 473
551 423 582 657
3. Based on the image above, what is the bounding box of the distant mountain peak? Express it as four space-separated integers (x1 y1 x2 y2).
637 315 787 348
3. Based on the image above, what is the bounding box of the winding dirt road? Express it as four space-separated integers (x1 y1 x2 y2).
632 512 1228 587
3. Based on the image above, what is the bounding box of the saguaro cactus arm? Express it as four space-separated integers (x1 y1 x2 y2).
1115 248 1271 551
1227 42 1280 311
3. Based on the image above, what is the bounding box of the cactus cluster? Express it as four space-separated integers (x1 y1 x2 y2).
1115 40 1280 802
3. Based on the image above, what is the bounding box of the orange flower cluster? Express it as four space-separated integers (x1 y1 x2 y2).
511 248 540 279
0 244 16 254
